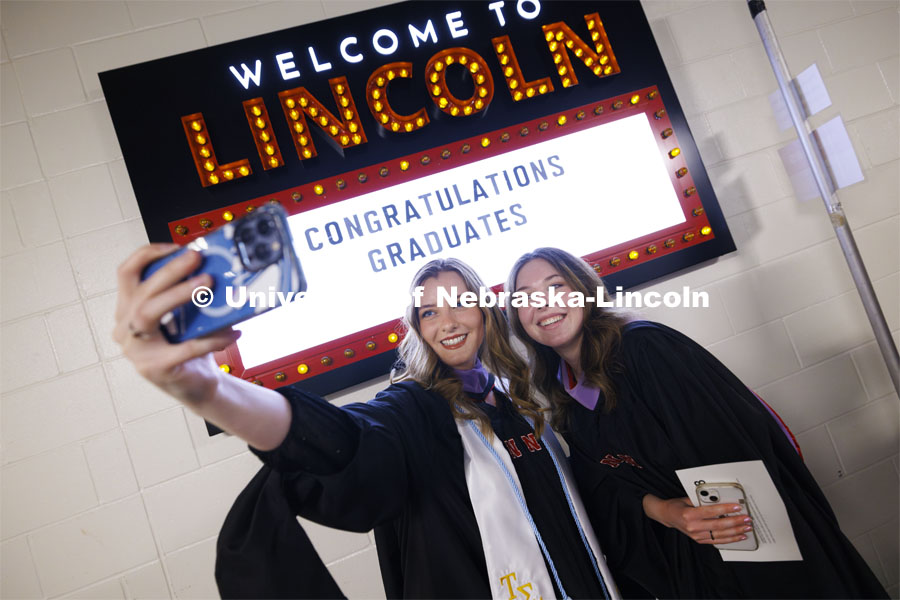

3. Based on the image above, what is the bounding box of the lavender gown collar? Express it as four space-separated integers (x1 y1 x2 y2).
557 361 600 411
453 358 495 401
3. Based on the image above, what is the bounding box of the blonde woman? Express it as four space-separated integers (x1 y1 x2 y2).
115 246 617 599
505 247 887 599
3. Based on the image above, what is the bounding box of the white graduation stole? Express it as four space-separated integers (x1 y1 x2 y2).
456 415 620 600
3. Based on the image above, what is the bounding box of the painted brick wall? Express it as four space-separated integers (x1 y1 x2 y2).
1 1 896 598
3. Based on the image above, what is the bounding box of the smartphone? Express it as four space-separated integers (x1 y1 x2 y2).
695 481 759 551
142 204 306 342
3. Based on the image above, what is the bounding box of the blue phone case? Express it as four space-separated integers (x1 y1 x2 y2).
142 204 306 342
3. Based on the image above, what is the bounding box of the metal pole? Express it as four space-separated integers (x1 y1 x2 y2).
748 0 899 396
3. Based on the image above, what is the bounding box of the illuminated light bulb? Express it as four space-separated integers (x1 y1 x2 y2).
591 31 600 41
630 94 640 104
268 157 279 167
340 96 349 107
204 160 215 171
508 80 518 90
405 121 414 131
302 148 312 158
701 226 712 236
349 122 359 132
558 65 567 76
314 184 324 195
526 87 535 97
190 121 202 131
290 109 300 120
391 121 400 131
344 109 353 120
463 106 473 115
664 238 675 248
285 98 296 109
669 148 681 158
251 105 262 116
299 135 308 146
195 134 207 144
387 70 395 79
434 62 443 72
223 170 234 180
544 31 554 41
557 115 567 126
223 211 234 221
328 125 338 135
319 116 328 127
415 117 425 127
458 56 467 65
574 48 584 57
335 84 344 94
587 19 596 29
449 106 459 116
655 109 667 119
475 74 485 84
274 372 286 382
691 206 704 216
199 147 211 158
609 257 621 267
628 250 640 260
238 166 250 176
260 131 270 142
379 166 389 177
565 39 574 48
555 30 564 41
376 76 385 86
340 134 350 145
646 245 658 254
553 54 563 64
265 144 275 155
430 72 439 83
372 89 382 100
585 57 594 66
495 42 505 53
474 99 484 109
380 113 390 123
480 137 491 148
504 66 514 77
299 97 309 107
400 68 409 77
293 123 304 133
470 62 479 72
599 55 609 65
297 363 309 374
438 97 449 108
308 107 318 117
175 224 188 235
676 167 688 178
593 65 603 75
400 160 410 171
219 363 231 373
683 232 695 242
255 118 266 129
603 65 613 75
366 341 376 351
374 100 384 112
562 77 571 87
513 91 523 101
661 128 673 138
388 332 399 343
539 84 548 94
445 56 454 64
431 85 441 97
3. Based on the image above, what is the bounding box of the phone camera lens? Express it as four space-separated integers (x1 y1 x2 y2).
239 228 256 244
257 219 273 236
254 243 272 261
710 495 719 502
700 490 709 497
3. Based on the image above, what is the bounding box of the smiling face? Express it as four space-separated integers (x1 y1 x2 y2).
514 258 585 361
416 270 484 370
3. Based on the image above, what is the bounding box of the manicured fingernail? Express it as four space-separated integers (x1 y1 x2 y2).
743 516 751 523
732 505 741 511
743 526 752 532
740 535 747 540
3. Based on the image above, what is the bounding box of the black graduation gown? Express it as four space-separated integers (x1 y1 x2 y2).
566 321 887 599
216 381 493 599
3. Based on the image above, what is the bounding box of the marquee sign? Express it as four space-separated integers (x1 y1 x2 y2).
100 0 735 396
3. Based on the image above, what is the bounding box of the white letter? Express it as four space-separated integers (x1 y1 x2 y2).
413 285 426 307
692 289 709 308
511 291 529 308
479 287 497 308
566 292 585 308
488 1 506 26
664 291 682 308
249 290 266 308
547 287 565 307
373 28 399 55
530 291 547 308
625 291 644 308
340 36 364 63
643 291 660 308
445 11 468 39
437 285 458 307
459 291 477 307
496 290 511 307
225 286 246 308
596 285 614 307
408 20 437 48
229 60 262 89
275 53 300 81
516 0 540 19
307 47 332 72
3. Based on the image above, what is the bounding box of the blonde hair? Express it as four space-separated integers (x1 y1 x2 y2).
392 258 546 437
506 248 631 429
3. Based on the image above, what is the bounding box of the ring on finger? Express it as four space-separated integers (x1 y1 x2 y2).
709 530 715 541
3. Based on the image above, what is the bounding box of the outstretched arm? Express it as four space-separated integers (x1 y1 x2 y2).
642 494 752 545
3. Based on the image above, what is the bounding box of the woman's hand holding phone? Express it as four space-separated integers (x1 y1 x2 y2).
642 494 753 546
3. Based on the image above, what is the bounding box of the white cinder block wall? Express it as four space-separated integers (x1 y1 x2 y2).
0 1 897 598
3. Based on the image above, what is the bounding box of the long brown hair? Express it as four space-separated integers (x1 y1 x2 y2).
506 248 630 429
392 258 546 437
